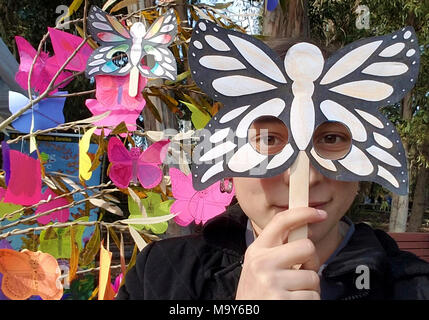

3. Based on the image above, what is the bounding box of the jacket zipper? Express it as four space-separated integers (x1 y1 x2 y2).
341 291 370 300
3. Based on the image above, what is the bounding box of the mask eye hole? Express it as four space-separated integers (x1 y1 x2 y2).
312 121 352 160
112 51 129 67
141 54 156 70
248 116 289 155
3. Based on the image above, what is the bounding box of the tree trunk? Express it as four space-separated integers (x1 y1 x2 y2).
262 0 309 39
407 165 428 232
389 91 412 232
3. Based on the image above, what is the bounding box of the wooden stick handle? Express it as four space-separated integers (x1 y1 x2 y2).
288 150 309 243
129 67 140 97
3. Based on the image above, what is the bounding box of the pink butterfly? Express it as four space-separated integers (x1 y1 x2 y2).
107 137 170 189
169 168 235 226
85 75 147 135
4 150 41 206
14 36 72 95
48 28 93 72
35 188 70 225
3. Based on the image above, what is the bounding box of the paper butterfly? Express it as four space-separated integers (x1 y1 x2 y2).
128 191 173 234
85 6 178 97
4 150 41 206
9 91 66 133
189 21 420 195
0 249 63 300
14 36 72 95
107 137 170 189
85 74 147 135
48 27 93 72
38 216 88 259
35 188 70 225
0 240 12 300
169 167 235 226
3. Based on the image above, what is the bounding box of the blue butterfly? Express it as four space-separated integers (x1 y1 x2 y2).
9 91 66 133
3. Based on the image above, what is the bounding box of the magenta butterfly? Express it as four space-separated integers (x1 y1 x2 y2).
169 167 235 226
107 137 170 189
15 36 72 95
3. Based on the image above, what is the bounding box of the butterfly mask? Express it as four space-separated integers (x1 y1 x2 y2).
189 21 420 195
85 6 178 97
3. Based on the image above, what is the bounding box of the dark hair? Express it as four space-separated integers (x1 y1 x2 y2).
265 37 336 60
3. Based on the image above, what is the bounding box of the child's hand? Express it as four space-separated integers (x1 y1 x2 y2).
235 207 327 300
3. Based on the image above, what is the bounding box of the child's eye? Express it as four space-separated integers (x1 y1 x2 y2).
313 122 352 160
248 116 289 155
320 133 347 144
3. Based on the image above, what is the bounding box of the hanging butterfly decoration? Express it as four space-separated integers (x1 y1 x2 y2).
34 188 70 225
169 168 235 226
107 137 170 189
188 20 420 195
85 6 178 97
8 91 67 133
85 74 147 135
0 248 63 300
4 150 42 206
14 36 72 95
48 27 93 72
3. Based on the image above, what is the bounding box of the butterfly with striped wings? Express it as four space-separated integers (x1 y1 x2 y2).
189 20 420 195
85 6 178 96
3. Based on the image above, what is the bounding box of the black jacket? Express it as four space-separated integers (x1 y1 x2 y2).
116 204 429 300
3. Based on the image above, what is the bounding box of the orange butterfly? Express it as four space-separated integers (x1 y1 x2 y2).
0 249 63 300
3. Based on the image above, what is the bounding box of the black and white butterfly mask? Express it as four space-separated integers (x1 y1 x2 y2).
85 6 178 97
189 20 420 195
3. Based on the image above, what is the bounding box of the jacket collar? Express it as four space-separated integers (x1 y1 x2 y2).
202 203 248 256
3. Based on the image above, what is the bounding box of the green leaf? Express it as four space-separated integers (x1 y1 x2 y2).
164 70 191 85
180 100 211 129
110 121 129 136
79 224 101 267
0 202 22 221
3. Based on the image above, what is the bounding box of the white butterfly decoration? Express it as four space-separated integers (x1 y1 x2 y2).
189 20 420 195
85 6 178 97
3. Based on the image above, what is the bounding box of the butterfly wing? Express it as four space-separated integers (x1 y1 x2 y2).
169 168 197 226
86 6 133 77
93 74 147 110
26 250 63 300
14 36 37 91
188 20 298 190
0 249 34 300
138 9 178 80
107 137 132 188
193 181 235 225
136 140 170 189
48 27 93 72
139 140 170 165
136 164 162 189
35 188 70 225
4 150 42 206
310 27 420 194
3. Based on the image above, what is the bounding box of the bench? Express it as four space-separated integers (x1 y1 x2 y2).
388 232 429 263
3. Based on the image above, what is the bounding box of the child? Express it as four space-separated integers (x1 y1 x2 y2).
117 21 429 300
